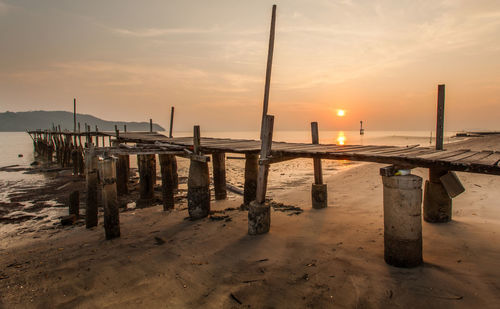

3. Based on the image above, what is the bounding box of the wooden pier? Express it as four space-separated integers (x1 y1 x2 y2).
25 5 500 268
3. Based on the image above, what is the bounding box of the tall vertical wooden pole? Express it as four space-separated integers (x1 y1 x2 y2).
73 98 77 133
311 122 327 209
149 119 153 133
424 84 451 223
260 4 277 140
169 106 175 138
435 84 445 150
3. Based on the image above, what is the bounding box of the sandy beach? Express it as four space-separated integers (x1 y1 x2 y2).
1 135 500 308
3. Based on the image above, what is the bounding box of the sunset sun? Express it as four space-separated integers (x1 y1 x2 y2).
337 109 345 117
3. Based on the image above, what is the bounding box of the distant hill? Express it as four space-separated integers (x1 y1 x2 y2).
0 111 165 132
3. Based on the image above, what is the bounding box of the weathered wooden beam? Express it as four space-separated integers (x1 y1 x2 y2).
85 147 98 228
260 4 277 140
169 106 174 138
159 154 175 210
244 153 258 206
212 152 227 200
99 156 120 240
137 154 156 207
311 122 327 209
116 154 130 196
249 114 274 235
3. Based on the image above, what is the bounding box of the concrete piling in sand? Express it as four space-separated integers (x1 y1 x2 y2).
381 172 423 267
99 156 120 240
187 126 210 219
244 153 258 206
424 168 452 223
85 148 98 228
311 184 327 209
116 154 130 196
137 154 156 207
212 152 227 200
159 154 176 211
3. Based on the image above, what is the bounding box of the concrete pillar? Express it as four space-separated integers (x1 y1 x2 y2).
137 154 156 207
243 153 258 206
187 160 210 219
382 173 423 267
159 154 175 211
424 168 452 223
311 184 327 209
248 200 270 235
116 154 130 196
85 151 98 228
99 157 120 240
212 152 227 200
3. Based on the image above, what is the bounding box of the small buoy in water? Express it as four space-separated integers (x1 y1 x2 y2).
18 154 23 157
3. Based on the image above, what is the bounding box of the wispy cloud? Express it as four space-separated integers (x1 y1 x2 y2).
111 27 219 37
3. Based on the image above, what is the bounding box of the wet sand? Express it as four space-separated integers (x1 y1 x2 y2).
1 136 500 308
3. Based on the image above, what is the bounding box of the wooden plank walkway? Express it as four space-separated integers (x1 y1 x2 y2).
107 132 500 176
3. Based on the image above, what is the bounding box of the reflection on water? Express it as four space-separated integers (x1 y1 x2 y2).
336 131 346 145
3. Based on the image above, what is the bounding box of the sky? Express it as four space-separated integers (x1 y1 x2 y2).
0 0 499 132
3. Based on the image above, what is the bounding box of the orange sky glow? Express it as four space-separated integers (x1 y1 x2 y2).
0 0 499 132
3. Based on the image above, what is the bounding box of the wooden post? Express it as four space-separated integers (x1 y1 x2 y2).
149 119 153 133
116 154 130 196
435 84 445 150
212 152 227 200
244 153 259 206
311 122 327 209
85 147 98 228
69 190 79 218
137 154 156 207
187 125 210 219
99 156 120 240
169 106 175 138
124 124 127 133
249 115 274 235
381 170 423 267
260 5 277 140
159 154 175 210
424 84 452 223
73 98 76 133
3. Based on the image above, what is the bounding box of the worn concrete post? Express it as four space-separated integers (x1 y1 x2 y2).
212 152 227 200
99 157 120 240
382 173 423 267
244 153 258 206
311 122 327 209
188 126 210 219
116 154 130 196
69 190 79 218
137 154 156 207
159 154 175 211
85 148 98 228
424 168 452 222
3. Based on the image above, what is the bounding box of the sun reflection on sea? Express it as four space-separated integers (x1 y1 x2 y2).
337 131 346 145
